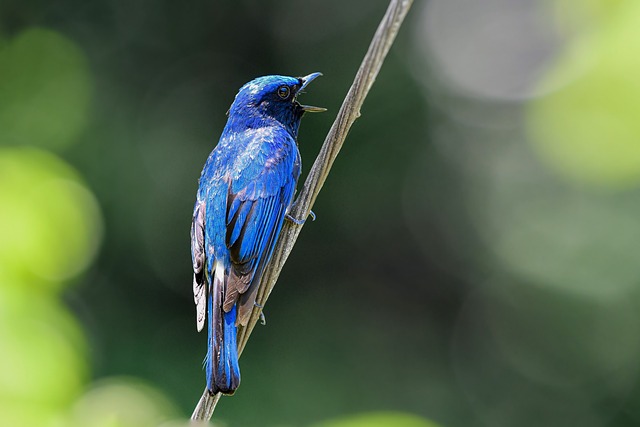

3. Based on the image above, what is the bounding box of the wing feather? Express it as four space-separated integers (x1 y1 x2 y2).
221 143 298 318
236 187 291 325
190 200 206 332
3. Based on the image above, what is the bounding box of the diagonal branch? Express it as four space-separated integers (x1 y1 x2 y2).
191 0 413 421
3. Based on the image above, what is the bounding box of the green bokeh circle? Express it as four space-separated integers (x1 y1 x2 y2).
0 147 103 289
70 378 179 427
0 286 88 410
528 1 640 189
0 28 92 149
311 412 441 427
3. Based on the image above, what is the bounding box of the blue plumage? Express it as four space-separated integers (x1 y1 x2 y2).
190 73 324 394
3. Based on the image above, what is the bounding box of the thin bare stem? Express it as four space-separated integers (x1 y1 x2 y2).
191 0 413 422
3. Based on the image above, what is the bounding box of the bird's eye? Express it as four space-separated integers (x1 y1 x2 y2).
277 85 290 99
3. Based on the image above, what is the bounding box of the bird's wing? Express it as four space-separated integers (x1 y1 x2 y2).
191 199 207 332
223 140 299 326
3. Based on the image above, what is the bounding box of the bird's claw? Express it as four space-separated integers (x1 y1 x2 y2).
286 214 304 225
259 311 267 325
285 210 316 225
254 302 266 325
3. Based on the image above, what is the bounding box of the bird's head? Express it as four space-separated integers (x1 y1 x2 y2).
228 73 325 136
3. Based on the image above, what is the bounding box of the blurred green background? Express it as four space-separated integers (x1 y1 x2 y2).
2 0 640 426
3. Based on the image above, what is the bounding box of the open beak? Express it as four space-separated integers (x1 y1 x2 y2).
298 72 327 113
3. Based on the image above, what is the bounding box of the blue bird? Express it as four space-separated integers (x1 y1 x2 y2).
190 73 324 395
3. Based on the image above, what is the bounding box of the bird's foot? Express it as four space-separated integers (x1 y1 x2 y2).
254 302 266 325
285 210 316 225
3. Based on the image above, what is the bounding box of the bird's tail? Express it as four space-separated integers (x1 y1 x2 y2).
206 261 241 394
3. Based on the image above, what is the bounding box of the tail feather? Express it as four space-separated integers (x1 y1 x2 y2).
206 261 241 394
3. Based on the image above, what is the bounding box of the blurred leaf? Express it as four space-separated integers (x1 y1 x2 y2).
0 147 103 288
311 412 442 427
0 401 68 427
529 0 640 188
548 0 626 35
0 285 88 410
70 378 179 427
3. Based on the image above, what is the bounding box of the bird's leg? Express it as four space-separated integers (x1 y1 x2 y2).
254 301 266 325
285 210 316 225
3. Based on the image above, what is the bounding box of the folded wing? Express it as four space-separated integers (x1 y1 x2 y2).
223 142 299 326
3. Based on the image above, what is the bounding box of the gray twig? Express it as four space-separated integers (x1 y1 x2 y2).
191 0 413 422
